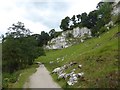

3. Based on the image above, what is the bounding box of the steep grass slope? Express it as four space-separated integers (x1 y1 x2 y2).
36 25 119 88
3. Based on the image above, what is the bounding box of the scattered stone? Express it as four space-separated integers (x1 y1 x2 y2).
81 39 84 42
78 72 84 77
52 62 84 86
64 74 70 79
58 73 66 79
67 75 78 85
78 65 82 68
107 27 110 30
67 81 74 86
35 62 42 65
52 67 61 74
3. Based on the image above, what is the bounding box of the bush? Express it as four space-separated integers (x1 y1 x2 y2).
2 72 20 88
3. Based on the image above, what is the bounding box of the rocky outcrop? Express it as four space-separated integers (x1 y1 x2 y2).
73 27 91 38
111 1 120 15
45 27 91 49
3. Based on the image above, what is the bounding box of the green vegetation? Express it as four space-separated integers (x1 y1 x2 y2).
60 2 113 37
1 1 119 89
3 64 38 88
49 29 62 40
2 22 45 88
60 16 70 31
2 22 45 73
12 64 38 88
36 25 119 88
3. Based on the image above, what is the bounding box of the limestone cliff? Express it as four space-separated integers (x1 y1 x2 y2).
45 27 91 49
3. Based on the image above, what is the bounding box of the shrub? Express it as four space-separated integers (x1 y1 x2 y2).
2 72 20 88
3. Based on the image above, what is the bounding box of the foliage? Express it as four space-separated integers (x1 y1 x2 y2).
12 64 37 88
38 31 50 46
87 10 98 29
6 22 31 38
71 15 76 26
60 16 70 31
80 12 89 27
76 14 81 21
59 2 113 37
2 22 45 73
49 29 56 39
49 29 62 40
91 2 113 36
2 64 37 88
2 72 20 88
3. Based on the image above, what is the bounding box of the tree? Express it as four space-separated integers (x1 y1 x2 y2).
60 16 70 31
90 2 112 36
81 12 89 27
96 2 104 9
87 10 98 29
97 2 112 25
38 31 50 46
71 15 76 25
2 22 45 73
49 29 56 39
76 14 81 21
6 22 31 38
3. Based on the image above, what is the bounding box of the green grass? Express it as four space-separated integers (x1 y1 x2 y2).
11 64 38 88
36 25 119 88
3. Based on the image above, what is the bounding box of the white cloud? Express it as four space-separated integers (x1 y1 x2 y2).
22 20 50 34
0 0 101 36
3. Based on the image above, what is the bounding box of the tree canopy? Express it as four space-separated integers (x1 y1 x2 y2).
2 22 45 73
59 2 113 36
60 16 70 31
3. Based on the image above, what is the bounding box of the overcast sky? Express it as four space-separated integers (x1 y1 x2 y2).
0 0 102 35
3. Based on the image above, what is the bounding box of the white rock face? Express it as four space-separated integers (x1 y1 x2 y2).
105 21 114 29
45 27 91 49
73 27 91 37
112 1 120 15
46 36 69 49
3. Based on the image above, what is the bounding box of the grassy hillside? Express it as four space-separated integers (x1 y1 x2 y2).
36 25 119 88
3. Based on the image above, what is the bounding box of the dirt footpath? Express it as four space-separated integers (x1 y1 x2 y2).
23 64 62 88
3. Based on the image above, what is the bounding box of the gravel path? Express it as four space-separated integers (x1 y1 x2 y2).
23 64 62 88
